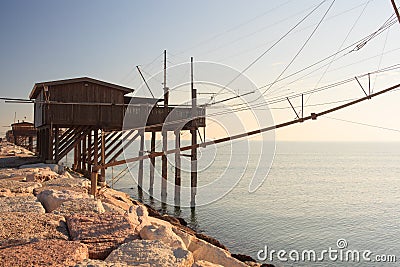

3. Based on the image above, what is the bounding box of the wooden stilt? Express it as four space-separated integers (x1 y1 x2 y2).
149 131 156 194
190 57 197 207
108 130 139 164
82 134 87 171
138 130 144 189
174 130 181 206
161 129 168 199
29 136 33 152
73 144 78 170
90 171 98 197
36 129 41 157
76 141 81 171
93 129 99 173
54 127 59 162
190 128 197 207
161 49 169 201
48 126 53 161
87 131 92 172
100 130 106 186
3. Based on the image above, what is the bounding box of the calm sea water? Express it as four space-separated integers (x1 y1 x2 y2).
70 141 400 266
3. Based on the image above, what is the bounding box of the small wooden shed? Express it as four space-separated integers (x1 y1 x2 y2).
10 121 37 151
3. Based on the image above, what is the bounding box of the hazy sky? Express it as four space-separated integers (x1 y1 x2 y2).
1 0 399 141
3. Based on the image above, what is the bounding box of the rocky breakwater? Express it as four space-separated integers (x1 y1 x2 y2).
0 141 273 266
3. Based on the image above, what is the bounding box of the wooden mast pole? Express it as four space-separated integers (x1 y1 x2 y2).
138 129 144 190
190 57 198 207
174 129 181 206
149 131 156 195
161 50 168 200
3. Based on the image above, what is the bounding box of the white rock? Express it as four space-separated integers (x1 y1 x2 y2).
140 224 187 249
37 189 91 212
20 163 65 174
193 260 224 267
52 198 105 216
174 229 247 267
102 202 125 215
126 205 149 228
74 259 131 267
26 169 59 182
0 195 45 213
105 240 194 267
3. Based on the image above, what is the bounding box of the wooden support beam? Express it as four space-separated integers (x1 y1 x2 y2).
73 144 78 170
99 130 106 186
174 130 181 206
138 130 144 190
89 131 115 161
190 128 197 207
91 129 99 193
49 127 54 161
76 141 81 171
58 128 74 145
103 132 124 162
149 131 156 194
87 131 92 172
90 171 98 197
28 136 33 152
190 56 197 207
56 128 89 162
54 127 60 162
161 49 168 202
107 130 139 164
58 126 83 153
161 129 168 198
93 129 99 173
81 133 87 171
58 126 85 156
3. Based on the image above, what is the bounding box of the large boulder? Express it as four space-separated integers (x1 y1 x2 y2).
36 188 91 212
34 184 88 195
0 239 88 267
173 228 247 267
25 168 59 182
0 195 45 213
19 163 65 174
0 188 13 197
0 212 69 248
98 188 134 212
42 176 90 188
105 240 194 267
126 204 149 227
193 260 224 267
140 224 186 249
75 259 130 267
52 198 105 216
0 178 41 194
66 213 139 260
102 202 126 215
126 204 175 232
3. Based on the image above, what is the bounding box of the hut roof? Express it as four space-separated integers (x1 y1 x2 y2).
29 77 134 99
11 121 34 127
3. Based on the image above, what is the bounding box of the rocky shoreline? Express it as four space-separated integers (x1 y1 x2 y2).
0 141 274 267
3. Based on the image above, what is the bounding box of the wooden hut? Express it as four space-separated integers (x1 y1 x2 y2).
30 77 134 130
10 121 37 151
29 76 206 202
